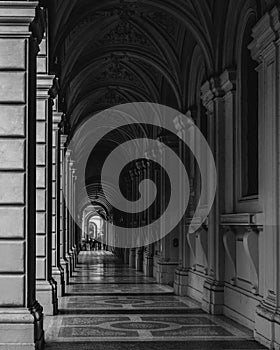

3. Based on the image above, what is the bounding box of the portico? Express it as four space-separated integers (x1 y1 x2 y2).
0 1 280 349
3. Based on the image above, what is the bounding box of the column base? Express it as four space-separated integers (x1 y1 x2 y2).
52 266 65 297
174 267 189 296
68 252 75 277
36 279 58 316
72 247 77 269
254 298 280 349
155 261 178 286
0 301 44 350
202 278 224 314
143 256 153 277
60 258 70 285
65 254 73 278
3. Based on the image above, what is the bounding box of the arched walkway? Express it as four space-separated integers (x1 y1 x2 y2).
44 251 264 349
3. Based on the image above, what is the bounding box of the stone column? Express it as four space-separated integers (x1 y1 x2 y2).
129 248 136 268
123 248 130 265
136 248 143 272
201 77 225 314
142 158 154 277
135 161 144 272
128 168 137 268
60 134 70 285
220 70 236 213
67 157 75 274
249 7 280 349
173 114 190 295
70 165 77 269
36 72 58 315
64 149 74 277
0 2 44 348
155 138 180 286
52 111 65 296
143 245 154 277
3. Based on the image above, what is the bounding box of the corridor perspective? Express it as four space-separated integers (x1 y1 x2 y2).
1 0 280 349
45 251 265 349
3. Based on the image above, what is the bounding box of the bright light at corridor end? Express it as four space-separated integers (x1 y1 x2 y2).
63 103 217 248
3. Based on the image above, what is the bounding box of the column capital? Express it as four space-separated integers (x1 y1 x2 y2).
69 159 76 168
65 149 72 159
173 111 196 133
60 134 67 148
249 6 280 62
201 77 224 111
53 112 63 128
201 80 214 112
0 2 39 35
37 74 55 98
71 167 77 177
220 69 236 94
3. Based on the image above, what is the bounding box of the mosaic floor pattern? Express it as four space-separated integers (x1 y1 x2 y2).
45 251 266 349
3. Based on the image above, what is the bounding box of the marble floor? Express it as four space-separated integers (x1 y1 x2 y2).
45 251 266 349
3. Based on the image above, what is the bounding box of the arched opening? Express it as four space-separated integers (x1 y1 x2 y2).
240 18 259 197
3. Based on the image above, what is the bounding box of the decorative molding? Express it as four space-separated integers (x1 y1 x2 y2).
186 230 196 270
0 2 39 33
223 226 236 285
94 55 144 89
222 222 261 295
196 225 208 275
94 87 127 106
220 69 236 93
249 6 280 62
243 226 259 295
220 212 264 226
98 20 152 47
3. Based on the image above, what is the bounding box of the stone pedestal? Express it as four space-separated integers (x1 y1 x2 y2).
0 2 44 348
174 268 189 296
156 260 178 286
202 278 224 314
143 255 153 277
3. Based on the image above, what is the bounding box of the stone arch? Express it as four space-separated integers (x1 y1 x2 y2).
222 0 260 69
187 44 207 109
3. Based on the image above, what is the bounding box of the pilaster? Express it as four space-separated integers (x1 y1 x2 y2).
52 111 65 297
0 2 44 349
201 77 225 314
173 111 195 296
136 248 143 272
60 133 70 285
36 73 58 316
143 245 154 277
249 6 280 349
129 248 136 268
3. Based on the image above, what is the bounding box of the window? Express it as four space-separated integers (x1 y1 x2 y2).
240 22 259 197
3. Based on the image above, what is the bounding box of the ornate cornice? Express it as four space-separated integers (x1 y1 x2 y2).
249 6 280 62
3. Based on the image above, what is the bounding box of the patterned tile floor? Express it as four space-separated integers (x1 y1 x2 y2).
45 251 266 349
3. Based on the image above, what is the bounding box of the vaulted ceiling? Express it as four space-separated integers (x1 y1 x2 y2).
47 0 271 128
45 0 270 215
47 0 218 128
